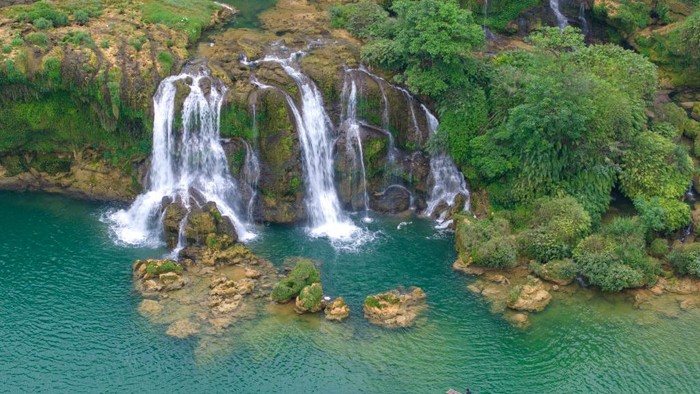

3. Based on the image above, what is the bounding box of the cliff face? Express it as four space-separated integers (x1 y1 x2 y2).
0 0 235 199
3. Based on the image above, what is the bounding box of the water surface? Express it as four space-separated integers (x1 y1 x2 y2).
1 192 699 393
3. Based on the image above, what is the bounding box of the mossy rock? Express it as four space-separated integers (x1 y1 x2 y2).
270 259 321 303
295 283 324 314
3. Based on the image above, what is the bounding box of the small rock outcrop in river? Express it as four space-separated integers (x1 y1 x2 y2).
507 277 552 313
325 297 350 321
133 238 277 338
295 283 324 314
270 259 321 304
363 287 427 328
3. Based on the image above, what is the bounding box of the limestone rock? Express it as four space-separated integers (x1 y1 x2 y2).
363 287 427 328
138 299 163 317
166 319 200 339
507 278 552 313
325 297 350 321
371 185 412 214
294 283 324 314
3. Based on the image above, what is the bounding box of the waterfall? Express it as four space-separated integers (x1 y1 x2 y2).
108 69 253 248
251 54 359 240
579 1 589 36
341 73 371 222
550 0 568 30
241 140 260 223
352 67 401 158
422 105 470 227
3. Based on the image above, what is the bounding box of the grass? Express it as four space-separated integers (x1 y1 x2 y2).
141 0 219 42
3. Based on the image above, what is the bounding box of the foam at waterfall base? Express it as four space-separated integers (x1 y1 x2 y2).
307 220 378 252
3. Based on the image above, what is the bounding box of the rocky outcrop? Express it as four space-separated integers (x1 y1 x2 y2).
270 258 321 303
294 283 324 314
371 185 412 214
507 277 552 313
363 287 427 328
325 297 350 321
133 242 278 338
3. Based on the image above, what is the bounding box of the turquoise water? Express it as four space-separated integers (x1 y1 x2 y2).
1 191 700 392
219 0 278 29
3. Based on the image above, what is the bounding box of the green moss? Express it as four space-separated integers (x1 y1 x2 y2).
141 0 218 43
364 296 382 309
270 259 321 303
156 51 174 74
220 104 256 140
145 260 183 276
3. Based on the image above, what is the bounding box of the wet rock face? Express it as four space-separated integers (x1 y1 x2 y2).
371 185 412 214
363 287 427 328
161 200 239 249
133 259 187 293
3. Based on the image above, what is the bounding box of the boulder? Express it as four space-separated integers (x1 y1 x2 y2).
270 259 321 303
325 297 350 321
294 283 324 314
371 185 412 214
363 287 427 328
162 199 187 248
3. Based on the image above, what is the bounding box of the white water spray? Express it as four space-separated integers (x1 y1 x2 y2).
422 105 470 226
550 0 569 30
107 70 253 248
341 73 371 222
251 54 359 240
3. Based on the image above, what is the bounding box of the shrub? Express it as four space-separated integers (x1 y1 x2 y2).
145 260 183 276
33 17 53 30
73 10 90 25
128 36 148 52
668 243 700 277
521 196 592 262
619 131 693 200
330 1 391 40
2 46 12 54
648 238 669 258
456 216 517 268
473 236 518 268
270 259 321 303
99 39 109 49
634 196 691 234
25 32 48 47
63 31 94 47
530 259 576 282
11 36 24 47
573 217 659 291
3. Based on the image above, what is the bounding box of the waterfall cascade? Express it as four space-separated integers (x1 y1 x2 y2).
422 106 470 227
341 72 371 222
251 53 360 240
578 2 589 36
241 140 261 223
108 69 253 248
550 0 569 30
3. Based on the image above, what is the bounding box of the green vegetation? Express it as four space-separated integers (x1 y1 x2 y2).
574 217 659 292
270 259 321 303
456 216 517 268
145 260 183 276
142 0 220 42
668 243 700 277
295 283 324 313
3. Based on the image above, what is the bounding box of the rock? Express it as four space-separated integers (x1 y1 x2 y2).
294 283 324 314
371 185 412 214
679 298 699 311
324 297 350 321
507 278 552 313
162 199 187 248
453 259 485 276
466 284 482 294
484 274 510 285
650 286 664 296
166 319 200 339
505 312 530 328
270 259 321 303
138 300 163 317
245 268 261 279
363 287 427 328
142 279 163 293
159 272 185 291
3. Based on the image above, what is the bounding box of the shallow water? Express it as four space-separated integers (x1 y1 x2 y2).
219 0 278 29
1 191 699 393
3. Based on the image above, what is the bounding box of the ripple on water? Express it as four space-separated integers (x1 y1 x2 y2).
2 191 700 392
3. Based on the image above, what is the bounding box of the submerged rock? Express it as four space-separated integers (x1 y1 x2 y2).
166 319 201 339
325 297 350 321
363 287 427 328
